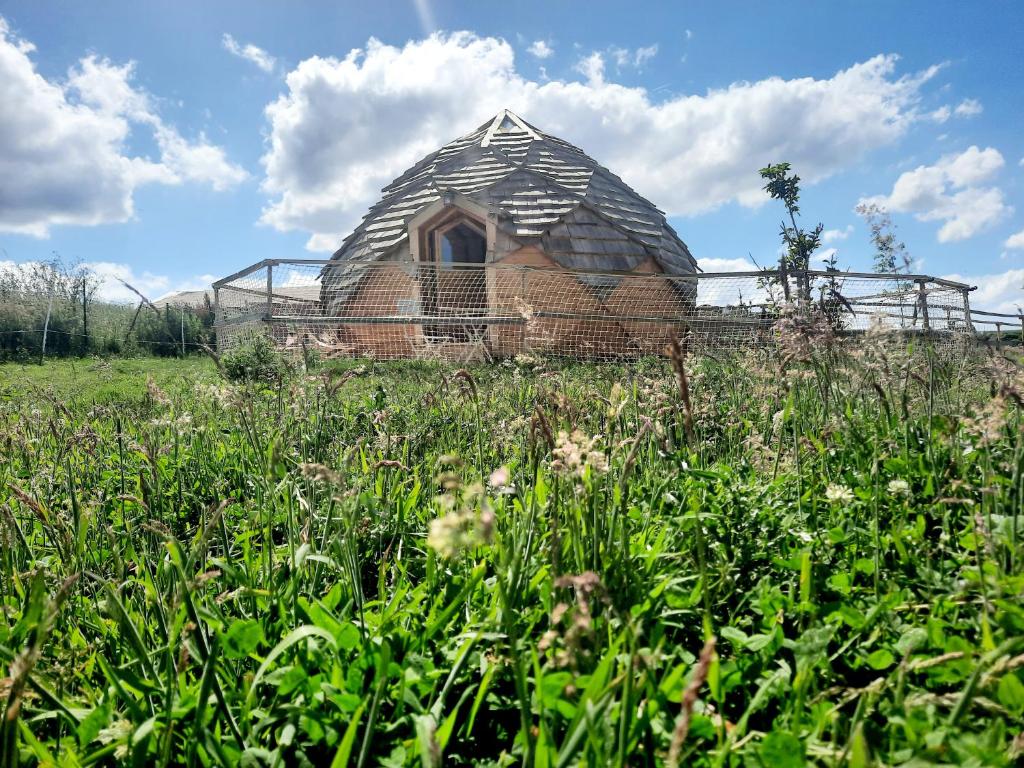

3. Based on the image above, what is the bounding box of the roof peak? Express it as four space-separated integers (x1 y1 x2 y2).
480 109 540 147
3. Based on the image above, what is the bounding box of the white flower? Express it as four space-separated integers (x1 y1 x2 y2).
887 479 911 497
488 466 514 495
824 484 855 504
427 506 494 559
551 430 608 483
426 484 495 559
772 410 785 433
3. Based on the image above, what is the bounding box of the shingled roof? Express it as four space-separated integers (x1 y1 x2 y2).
328 109 697 275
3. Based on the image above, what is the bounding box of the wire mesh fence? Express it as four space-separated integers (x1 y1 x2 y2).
214 259 988 361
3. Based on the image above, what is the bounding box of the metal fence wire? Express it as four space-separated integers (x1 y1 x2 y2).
214 259 981 361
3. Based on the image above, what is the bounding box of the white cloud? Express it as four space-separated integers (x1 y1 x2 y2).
610 44 658 70
695 257 763 305
685 29 694 40
822 224 854 243
858 146 1011 242
527 40 553 59
954 98 982 117
573 51 605 84
927 98 980 124
941 268 1023 315
697 257 755 272
260 33 943 251
1005 229 1024 250
221 33 276 73
83 261 219 303
0 17 246 238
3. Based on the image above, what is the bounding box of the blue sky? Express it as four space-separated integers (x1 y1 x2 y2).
1 0 1021 311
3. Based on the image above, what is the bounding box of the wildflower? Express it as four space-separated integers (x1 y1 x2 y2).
199 382 239 408
824 483 855 504
550 430 608 486
427 506 493 559
488 466 514 494
299 462 342 485
607 382 627 418
146 376 171 407
541 572 607 668
771 409 785 434
97 719 133 759
961 395 1008 447
887 479 911 497
427 483 494 559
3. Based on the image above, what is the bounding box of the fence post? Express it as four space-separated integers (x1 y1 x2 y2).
81 279 89 353
40 287 54 361
779 255 791 302
916 279 930 331
265 265 273 320
962 286 974 334
213 286 220 352
181 307 186 356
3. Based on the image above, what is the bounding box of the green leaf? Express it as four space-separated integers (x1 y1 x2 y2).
76 702 110 748
848 724 870 768
747 633 775 652
337 623 360 651
895 628 927 657
866 648 895 670
223 618 264 659
248 625 339 704
997 673 1024 715
760 729 805 767
331 702 365 768
720 626 748 647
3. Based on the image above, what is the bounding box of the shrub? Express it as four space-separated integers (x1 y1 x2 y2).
221 332 290 383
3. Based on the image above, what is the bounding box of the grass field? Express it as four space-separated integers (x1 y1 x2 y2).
1 337 1022 766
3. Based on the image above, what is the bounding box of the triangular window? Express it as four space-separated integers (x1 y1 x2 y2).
496 115 518 133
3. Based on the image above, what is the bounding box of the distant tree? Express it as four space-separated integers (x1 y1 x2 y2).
759 163 824 301
855 203 910 274
69 262 101 353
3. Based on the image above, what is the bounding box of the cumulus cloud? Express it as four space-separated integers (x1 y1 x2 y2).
858 146 1011 242
527 40 553 59
1005 229 1024 250
942 268 1023 315
260 33 943 251
822 224 854 243
0 17 246 238
222 33 276 73
954 98 982 117
928 97 981 123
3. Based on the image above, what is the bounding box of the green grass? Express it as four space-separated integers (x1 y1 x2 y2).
0 357 215 404
0 341 1022 767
